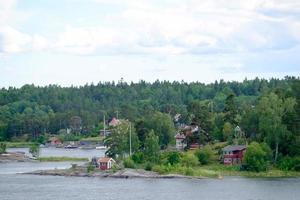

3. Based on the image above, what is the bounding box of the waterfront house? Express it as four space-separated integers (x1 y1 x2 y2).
222 145 246 165
175 132 186 150
97 157 116 170
49 137 62 146
109 117 121 127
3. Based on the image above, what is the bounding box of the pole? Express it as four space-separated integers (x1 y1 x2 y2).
129 122 132 156
103 114 106 137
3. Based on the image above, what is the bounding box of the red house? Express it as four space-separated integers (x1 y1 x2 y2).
222 145 246 165
49 137 62 146
97 157 116 170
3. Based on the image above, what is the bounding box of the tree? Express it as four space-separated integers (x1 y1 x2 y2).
104 120 139 158
187 100 212 132
224 94 238 125
244 142 272 172
145 112 175 149
144 130 160 163
222 122 232 141
257 93 296 162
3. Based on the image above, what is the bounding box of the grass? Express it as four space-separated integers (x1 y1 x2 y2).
80 136 104 142
150 162 300 179
6 142 34 148
37 156 89 162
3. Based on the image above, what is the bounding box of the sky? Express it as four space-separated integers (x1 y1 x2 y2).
0 0 299 87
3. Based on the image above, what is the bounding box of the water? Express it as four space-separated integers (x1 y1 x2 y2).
7 147 105 158
2 148 300 200
0 174 299 200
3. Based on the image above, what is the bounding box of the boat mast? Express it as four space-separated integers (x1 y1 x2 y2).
129 122 132 156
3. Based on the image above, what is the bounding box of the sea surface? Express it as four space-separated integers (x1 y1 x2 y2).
0 174 299 200
1 148 300 200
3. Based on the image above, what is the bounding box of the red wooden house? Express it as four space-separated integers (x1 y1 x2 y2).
222 145 246 165
97 157 116 170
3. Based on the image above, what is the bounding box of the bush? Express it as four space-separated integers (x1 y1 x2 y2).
123 158 135 168
278 156 300 171
195 146 213 165
166 151 182 165
87 163 95 173
29 143 40 158
132 152 144 164
144 162 153 171
244 142 271 172
181 152 199 167
0 142 6 154
184 167 194 176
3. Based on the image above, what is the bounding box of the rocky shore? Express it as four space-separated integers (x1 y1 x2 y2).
25 166 202 179
0 152 35 163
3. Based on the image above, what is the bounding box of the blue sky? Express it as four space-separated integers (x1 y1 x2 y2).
0 0 299 87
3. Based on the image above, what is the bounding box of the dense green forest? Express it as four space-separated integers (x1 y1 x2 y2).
0 76 299 160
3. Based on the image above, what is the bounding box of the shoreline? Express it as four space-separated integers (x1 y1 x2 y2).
24 166 207 179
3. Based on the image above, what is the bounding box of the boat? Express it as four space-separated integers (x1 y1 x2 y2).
64 144 78 149
95 146 107 150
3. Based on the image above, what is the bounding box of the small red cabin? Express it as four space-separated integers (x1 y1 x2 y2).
222 145 246 165
97 157 115 170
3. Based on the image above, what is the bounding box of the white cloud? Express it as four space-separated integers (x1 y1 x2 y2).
0 26 31 53
1 0 300 56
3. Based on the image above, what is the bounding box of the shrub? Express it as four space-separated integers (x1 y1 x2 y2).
278 156 300 171
184 167 194 176
144 162 153 171
244 142 271 172
29 143 40 158
87 163 95 173
123 157 135 168
0 142 6 154
132 152 144 164
166 151 182 165
195 146 213 165
181 152 199 167
152 165 166 174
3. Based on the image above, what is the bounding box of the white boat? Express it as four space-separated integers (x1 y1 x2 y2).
95 146 107 150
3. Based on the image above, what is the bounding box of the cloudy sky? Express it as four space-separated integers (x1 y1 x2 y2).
0 0 299 87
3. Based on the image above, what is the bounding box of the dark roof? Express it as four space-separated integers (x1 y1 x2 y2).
223 145 246 151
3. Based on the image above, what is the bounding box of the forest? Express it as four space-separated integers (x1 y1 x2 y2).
0 76 299 166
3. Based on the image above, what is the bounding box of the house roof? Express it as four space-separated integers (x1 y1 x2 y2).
175 133 185 139
223 145 246 151
109 117 120 126
98 157 115 163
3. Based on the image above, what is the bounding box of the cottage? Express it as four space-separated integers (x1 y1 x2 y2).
109 117 120 127
49 137 62 146
175 133 186 150
222 145 246 165
97 157 116 170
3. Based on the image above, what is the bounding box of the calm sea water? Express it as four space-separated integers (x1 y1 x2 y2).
7 147 105 158
0 175 299 200
1 148 300 200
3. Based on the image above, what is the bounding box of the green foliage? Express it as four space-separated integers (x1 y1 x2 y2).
104 121 139 158
278 156 300 171
144 130 160 163
123 157 135 169
131 152 144 164
0 142 6 154
166 151 182 165
29 143 40 158
244 142 271 172
181 152 199 167
195 146 214 165
38 157 88 162
144 162 153 171
87 162 95 173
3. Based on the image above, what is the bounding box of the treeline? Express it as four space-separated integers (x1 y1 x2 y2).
0 77 299 156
